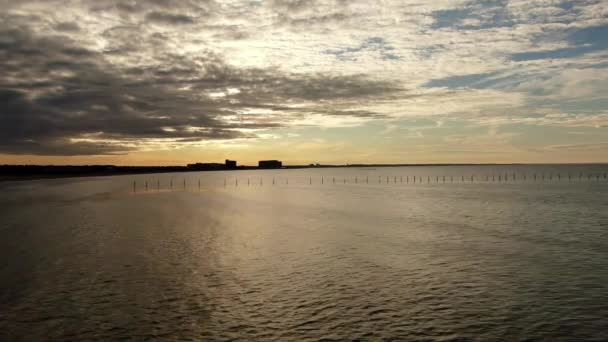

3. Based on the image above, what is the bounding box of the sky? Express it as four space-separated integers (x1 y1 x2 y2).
1 0 607 165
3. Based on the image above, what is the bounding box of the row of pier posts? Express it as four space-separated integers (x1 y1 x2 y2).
132 172 608 192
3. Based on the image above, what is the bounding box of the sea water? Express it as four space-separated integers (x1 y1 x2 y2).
1 165 607 340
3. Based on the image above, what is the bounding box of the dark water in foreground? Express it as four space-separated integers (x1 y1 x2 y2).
1 165 607 341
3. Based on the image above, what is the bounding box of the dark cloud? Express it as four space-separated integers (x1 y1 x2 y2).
210 25 249 40
272 0 316 13
0 18 401 155
90 0 206 13
0 27 242 155
54 22 80 32
269 0 355 31
145 12 196 25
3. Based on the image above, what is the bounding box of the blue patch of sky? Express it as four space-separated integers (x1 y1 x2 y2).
430 0 587 32
431 0 513 30
425 67 607 99
422 71 549 91
527 97 608 114
423 72 500 89
512 24 608 61
557 1 574 11
424 68 608 116
323 37 400 61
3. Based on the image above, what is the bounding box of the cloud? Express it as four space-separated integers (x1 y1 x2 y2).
0 19 402 155
324 37 400 61
145 12 196 25
1 0 607 158
54 21 80 32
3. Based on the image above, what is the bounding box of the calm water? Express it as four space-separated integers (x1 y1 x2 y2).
1 165 607 341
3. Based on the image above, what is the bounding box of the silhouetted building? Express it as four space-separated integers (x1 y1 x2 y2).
258 160 282 169
225 159 237 169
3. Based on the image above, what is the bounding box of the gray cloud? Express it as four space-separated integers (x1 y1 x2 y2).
0 15 400 155
54 22 80 32
145 12 196 25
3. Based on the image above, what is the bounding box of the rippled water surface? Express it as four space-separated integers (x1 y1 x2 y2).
1 165 608 341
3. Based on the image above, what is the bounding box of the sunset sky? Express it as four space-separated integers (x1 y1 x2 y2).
1 0 607 165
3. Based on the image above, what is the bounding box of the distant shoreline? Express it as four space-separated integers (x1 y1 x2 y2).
1 163 606 182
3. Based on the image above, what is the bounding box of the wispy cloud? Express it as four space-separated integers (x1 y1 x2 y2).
0 0 607 160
